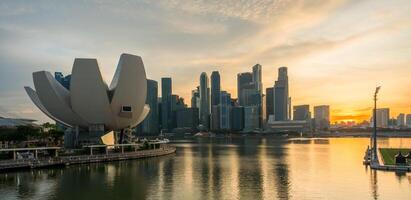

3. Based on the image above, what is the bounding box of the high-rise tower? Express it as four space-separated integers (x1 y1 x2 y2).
273 67 290 121
200 72 210 129
161 77 172 131
211 71 221 106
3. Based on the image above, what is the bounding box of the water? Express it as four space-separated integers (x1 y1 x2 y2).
0 137 410 200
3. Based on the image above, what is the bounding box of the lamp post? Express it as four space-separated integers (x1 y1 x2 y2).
372 86 381 162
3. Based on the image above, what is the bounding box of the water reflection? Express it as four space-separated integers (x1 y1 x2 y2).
370 170 379 200
0 138 410 200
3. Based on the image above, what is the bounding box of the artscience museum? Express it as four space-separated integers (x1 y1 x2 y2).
24 53 150 147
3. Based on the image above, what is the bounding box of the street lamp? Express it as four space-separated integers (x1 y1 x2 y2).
372 86 381 162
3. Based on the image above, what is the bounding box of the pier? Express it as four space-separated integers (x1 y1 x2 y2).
0 144 176 171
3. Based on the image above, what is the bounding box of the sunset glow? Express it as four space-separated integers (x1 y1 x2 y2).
0 1 410 123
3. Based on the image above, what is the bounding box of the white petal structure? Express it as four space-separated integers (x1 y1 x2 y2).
109 54 147 128
25 53 150 131
70 58 116 129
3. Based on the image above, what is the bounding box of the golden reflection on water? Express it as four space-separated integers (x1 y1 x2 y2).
259 138 277 200
0 138 411 200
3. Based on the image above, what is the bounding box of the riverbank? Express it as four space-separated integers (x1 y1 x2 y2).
0 145 176 172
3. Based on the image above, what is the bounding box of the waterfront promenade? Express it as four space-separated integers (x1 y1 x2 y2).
0 145 176 171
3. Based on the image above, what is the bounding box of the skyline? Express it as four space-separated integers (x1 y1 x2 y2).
0 0 410 123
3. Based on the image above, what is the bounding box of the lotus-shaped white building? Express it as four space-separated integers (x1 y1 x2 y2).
24 53 150 134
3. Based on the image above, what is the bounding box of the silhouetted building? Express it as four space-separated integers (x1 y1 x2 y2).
200 72 210 129
176 108 199 129
372 108 389 128
237 72 253 106
170 94 186 129
293 105 311 121
273 67 290 121
406 114 411 128
161 77 172 131
137 79 159 135
211 71 221 106
191 86 200 108
314 105 330 130
211 105 220 130
220 91 231 130
396 113 405 127
244 106 259 131
54 72 71 90
266 120 311 133
266 87 274 120
252 64 263 94
231 106 244 131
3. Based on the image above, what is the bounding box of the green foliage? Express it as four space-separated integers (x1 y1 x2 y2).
0 126 41 141
380 148 411 165
17 125 41 138
47 129 64 139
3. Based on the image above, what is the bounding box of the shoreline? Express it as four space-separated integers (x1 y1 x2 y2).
0 145 176 172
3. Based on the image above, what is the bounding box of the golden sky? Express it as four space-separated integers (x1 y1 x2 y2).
0 0 410 123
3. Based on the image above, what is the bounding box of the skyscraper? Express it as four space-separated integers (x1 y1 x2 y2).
252 64 262 94
293 105 311 121
176 108 199 129
314 105 330 130
170 94 186 129
210 71 221 130
231 106 244 131
406 114 411 128
244 106 259 131
211 105 220 130
138 79 158 135
265 87 274 122
396 113 405 127
191 86 200 108
273 67 290 121
220 91 231 130
54 72 71 90
200 72 210 129
161 77 172 131
211 71 221 106
372 108 389 128
237 72 253 106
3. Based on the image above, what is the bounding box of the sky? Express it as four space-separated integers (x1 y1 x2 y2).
0 0 410 123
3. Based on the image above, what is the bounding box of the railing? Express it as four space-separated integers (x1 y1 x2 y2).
0 146 176 170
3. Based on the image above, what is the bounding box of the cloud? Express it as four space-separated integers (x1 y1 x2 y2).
0 0 410 123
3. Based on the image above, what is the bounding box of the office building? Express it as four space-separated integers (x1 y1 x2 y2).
252 64 263 94
137 79 159 135
211 105 220 130
211 71 221 106
273 67 290 121
293 105 311 121
396 113 405 127
231 106 244 131
220 91 231 130
161 77 172 131
373 108 389 128
237 65 263 128
176 108 199 129
54 72 71 90
266 87 274 121
191 86 200 108
314 105 330 130
199 72 210 129
237 72 253 106
406 114 411 127
244 106 259 131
